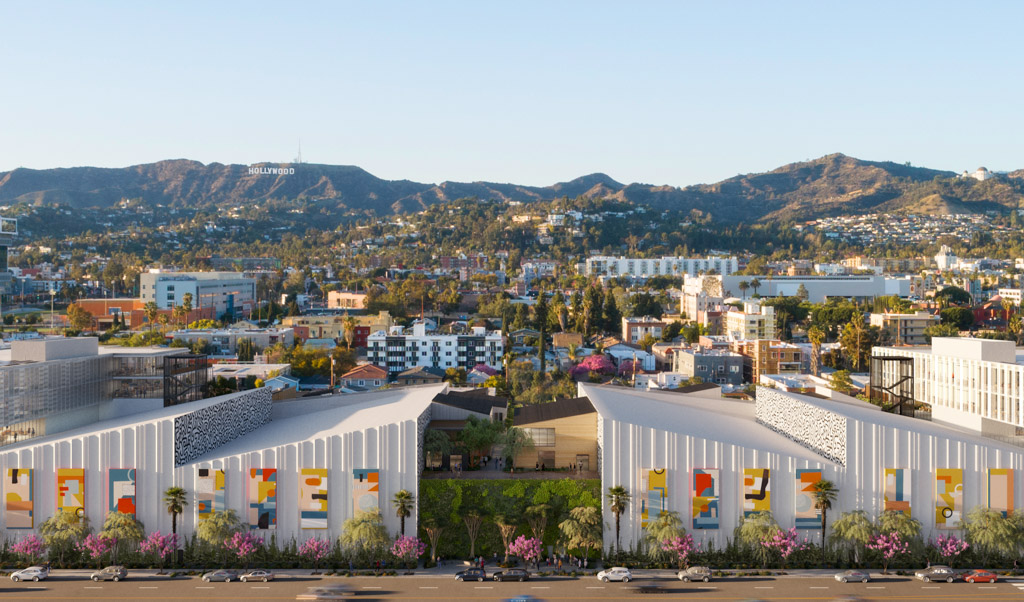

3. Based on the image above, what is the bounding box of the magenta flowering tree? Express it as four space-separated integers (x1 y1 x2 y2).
617 360 643 377
508 535 543 568
139 531 177 574
76 534 116 568
11 535 47 564
760 527 804 569
866 531 910 574
299 537 332 574
472 363 498 376
390 535 426 570
224 532 264 569
661 534 699 570
570 354 615 380
935 534 969 567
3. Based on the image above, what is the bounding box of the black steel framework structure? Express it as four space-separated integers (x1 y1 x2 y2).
869 355 916 417
163 354 208 407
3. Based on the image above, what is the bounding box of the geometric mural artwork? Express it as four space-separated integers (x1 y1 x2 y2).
248 468 277 530
196 468 225 522
691 469 719 529
988 468 1014 517
794 468 823 528
641 468 668 528
299 468 328 529
353 468 380 514
108 468 137 517
883 468 911 516
5 468 33 528
57 468 86 518
935 468 963 529
742 468 770 517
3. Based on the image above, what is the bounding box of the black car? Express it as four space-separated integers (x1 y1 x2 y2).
493 569 530 582
455 568 488 582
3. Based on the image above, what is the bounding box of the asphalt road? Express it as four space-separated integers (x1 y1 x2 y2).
2 573 1023 601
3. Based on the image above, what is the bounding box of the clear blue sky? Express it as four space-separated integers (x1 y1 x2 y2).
2 2 1021 187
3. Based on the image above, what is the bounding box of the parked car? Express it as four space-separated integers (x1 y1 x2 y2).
10 566 49 582
493 568 530 582
834 569 871 583
627 580 665 593
456 568 488 582
296 584 357 599
91 566 128 581
914 566 960 582
202 569 239 582
240 569 275 582
677 566 712 582
964 569 998 583
597 567 633 582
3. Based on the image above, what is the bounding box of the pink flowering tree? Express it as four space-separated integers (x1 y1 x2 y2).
224 532 264 569
390 535 426 571
570 354 615 380
11 535 47 565
760 527 805 570
661 534 699 570
139 531 177 574
617 360 643 377
299 537 332 574
472 363 498 376
867 531 910 574
76 534 116 568
935 534 969 568
508 535 543 568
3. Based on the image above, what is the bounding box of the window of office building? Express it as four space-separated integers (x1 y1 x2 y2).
523 428 555 447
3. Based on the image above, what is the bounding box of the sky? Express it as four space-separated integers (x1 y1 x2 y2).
2 2 1022 187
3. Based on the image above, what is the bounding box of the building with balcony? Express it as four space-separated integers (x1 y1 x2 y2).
724 301 777 341
585 255 739 279
366 323 503 375
869 311 939 346
621 316 668 344
731 339 803 383
326 291 367 310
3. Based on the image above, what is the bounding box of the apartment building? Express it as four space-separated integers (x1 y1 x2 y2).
585 255 739 279
731 339 803 383
366 323 504 375
169 327 294 356
869 311 939 346
672 347 744 386
621 316 668 344
326 291 367 310
280 311 393 346
724 301 776 341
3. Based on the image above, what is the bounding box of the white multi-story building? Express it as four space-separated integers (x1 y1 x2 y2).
366 323 504 375
584 255 739 279
998 288 1024 307
724 301 776 341
684 274 911 304
521 260 559 283
873 338 1024 436
935 245 958 271
140 270 257 317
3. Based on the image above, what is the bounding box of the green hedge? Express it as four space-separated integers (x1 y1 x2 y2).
418 478 600 560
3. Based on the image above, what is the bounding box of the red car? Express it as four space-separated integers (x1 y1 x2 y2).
964 569 998 583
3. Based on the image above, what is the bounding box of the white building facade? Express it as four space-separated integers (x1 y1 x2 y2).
140 271 257 317
585 256 739 279
366 324 504 375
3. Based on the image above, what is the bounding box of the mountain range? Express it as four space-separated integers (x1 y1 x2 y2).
1 154 1021 222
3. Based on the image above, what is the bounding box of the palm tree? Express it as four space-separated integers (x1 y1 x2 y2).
392 489 415 536
738 280 750 299
163 487 188 541
343 314 357 349
749 278 761 297
144 301 159 332
811 479 838 564
567 344 580 366
606 485 631 552
808 326 825 377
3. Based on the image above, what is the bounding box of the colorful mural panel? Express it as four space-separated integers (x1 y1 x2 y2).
742 468 770 517
196 468 225 522
5 468 33 528
641 468 668 528
57 468 85 518
691 469 719 529
935 468 963 529
794 469 823 528
883 468 911 516
299 468 328 529
249 468 277 529
353 468 380 514
108 469 136 517
988 468 1014 517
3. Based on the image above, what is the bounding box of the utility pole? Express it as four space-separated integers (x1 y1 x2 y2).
50 288 56 333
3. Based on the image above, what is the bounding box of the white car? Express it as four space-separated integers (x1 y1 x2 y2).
597 567 633 582
11 566 49 582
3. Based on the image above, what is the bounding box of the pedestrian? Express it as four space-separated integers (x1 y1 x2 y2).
584 558 589 569
536 461 539 470
558 558 562 571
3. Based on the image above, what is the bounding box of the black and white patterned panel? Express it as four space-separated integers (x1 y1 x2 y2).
755 387 847 466
174 387 272 466
416 404 431 477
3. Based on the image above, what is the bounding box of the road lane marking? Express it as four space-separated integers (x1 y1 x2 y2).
27 586 46 589
867 586 886 589
196 586 214 589
474 586 494 589
139 586 159 589
84 586 103 589
922 586 941 589
250 586 270 589
586 586 605 589
531 586 550 589
362 586 382 589
810 586 829 589
698 586 716 589
419 586 439 589
754 586 774 589
980 586 998 589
